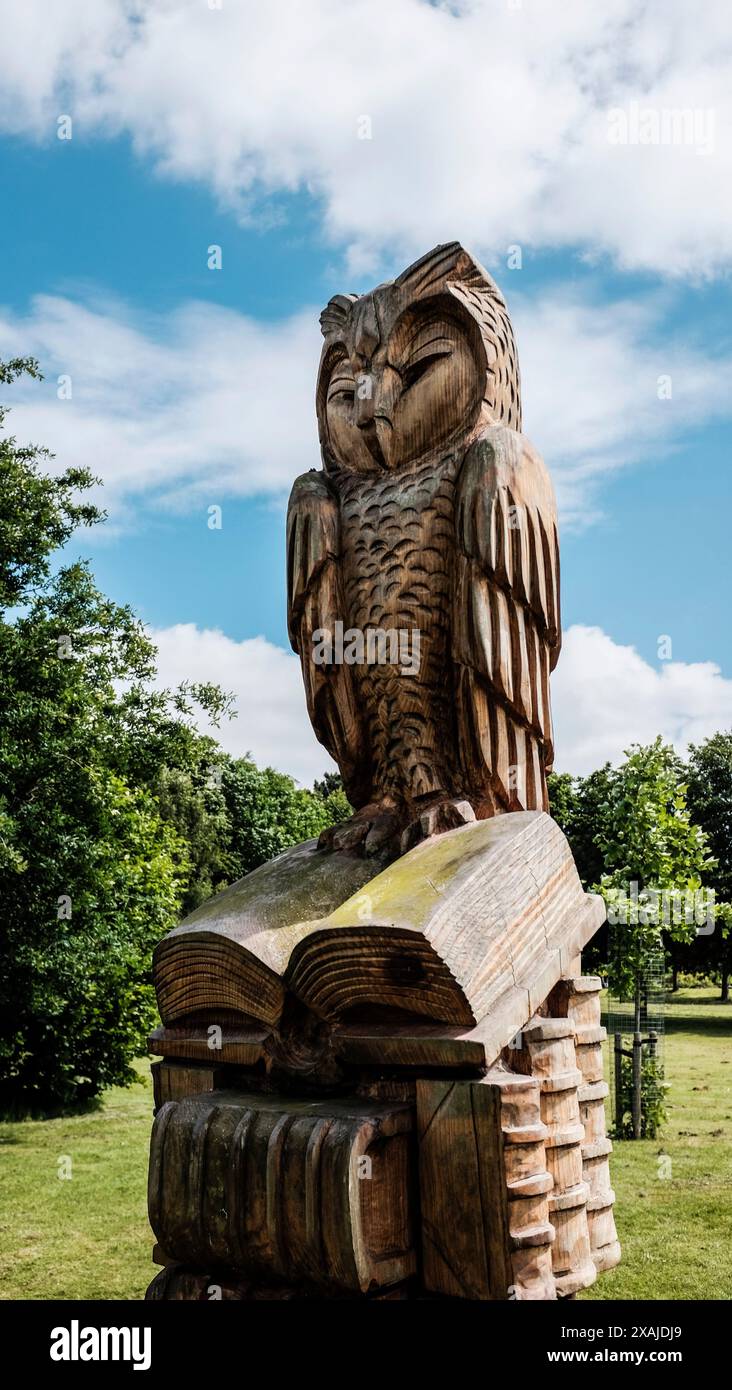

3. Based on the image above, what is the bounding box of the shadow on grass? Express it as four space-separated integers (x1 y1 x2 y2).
0 1094 105 1123
602 1000 732 1037
669 991 731 1007
664 1013 732 1036
603 1012 732 1037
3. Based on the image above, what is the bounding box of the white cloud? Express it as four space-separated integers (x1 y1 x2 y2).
552 626 732 774
513 290 731 524
0 295 322 523
1 288 729 529
151 621 732 787
1 0 731 276
150 623 334 788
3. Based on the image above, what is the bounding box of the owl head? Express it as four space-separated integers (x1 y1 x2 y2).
316 242 521 476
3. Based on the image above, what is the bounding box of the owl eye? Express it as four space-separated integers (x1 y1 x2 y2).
328 373 356 404
401 348 451 393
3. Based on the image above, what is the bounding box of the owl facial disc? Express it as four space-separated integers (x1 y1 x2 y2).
317 243 521 475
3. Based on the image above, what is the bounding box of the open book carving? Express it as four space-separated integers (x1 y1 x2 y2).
154 812 603 1049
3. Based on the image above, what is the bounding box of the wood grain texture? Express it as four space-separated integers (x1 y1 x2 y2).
492 1073 556 1300
148 1089 415 1296
151 1060 228 1110
287 242 561 854
149 1024 270 1068
551 975 621 1275
506 1015 597 1297
417 1072 557 1300
153 812 605 1046
417 1075 512 1299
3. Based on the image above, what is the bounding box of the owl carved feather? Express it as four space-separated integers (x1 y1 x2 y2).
453 427 561 817
286 471 373 809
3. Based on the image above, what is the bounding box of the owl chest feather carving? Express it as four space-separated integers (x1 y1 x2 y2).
339 452 459 806
287 243 561 857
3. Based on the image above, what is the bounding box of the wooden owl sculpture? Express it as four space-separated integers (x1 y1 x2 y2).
287 242 560 856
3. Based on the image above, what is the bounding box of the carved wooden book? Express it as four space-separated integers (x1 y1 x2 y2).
154 812 602 1034
149 1089 415 1295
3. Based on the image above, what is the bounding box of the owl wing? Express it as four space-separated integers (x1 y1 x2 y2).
452 427 561 813
287 471 371 807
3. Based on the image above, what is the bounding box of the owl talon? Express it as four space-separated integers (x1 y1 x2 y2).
330 819 370 852
319 804 400 857
322 797 476 859
364 812 400 856
317 824 337 851
400 797 476 854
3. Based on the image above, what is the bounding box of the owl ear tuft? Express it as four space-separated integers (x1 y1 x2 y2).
397 241 522 432
397 241 506 306
319 294 359 338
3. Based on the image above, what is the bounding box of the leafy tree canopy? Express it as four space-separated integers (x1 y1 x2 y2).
0 361 345 1111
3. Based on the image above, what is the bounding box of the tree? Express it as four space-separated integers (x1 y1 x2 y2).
548 765 615 974
0 358 102 607
220 759 349 880
152 759 231 915
595 739 716 1006
313 770 346 800
0 361 219 1111
685 732 732 1000
548 765 614 891
592 739 716 1139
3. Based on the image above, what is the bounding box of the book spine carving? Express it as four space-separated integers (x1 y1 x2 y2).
558 976 621 1275
494 1073 556 1300
509 1015 597 1297
148 1090 416 1296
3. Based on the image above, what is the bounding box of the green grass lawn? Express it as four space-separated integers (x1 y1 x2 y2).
584 987 732 1300
0 1061 154 1300
1 988 730 1300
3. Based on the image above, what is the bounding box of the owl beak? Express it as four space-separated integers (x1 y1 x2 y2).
354 375 376 430
355 374 389 469
358 417 387 470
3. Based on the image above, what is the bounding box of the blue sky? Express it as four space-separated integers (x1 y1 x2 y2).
1 0 731 783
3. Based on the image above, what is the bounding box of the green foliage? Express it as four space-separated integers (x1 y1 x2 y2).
686 733 732 901
597 739 705 888
220 759 348 880
595 739 716 1000
612 1050 669 1140
548 764 615 975
672 968 719 990
0 773 187 1114
0 362 205 1112
313 770 345 800
152 762 231 914
0 563 194 1110
683 733 732 993
0 358 103 608
548 764 614 890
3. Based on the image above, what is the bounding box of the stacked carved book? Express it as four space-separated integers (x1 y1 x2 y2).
146 811 619 1300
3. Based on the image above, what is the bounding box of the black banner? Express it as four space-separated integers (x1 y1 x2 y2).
0 1297 714 1376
